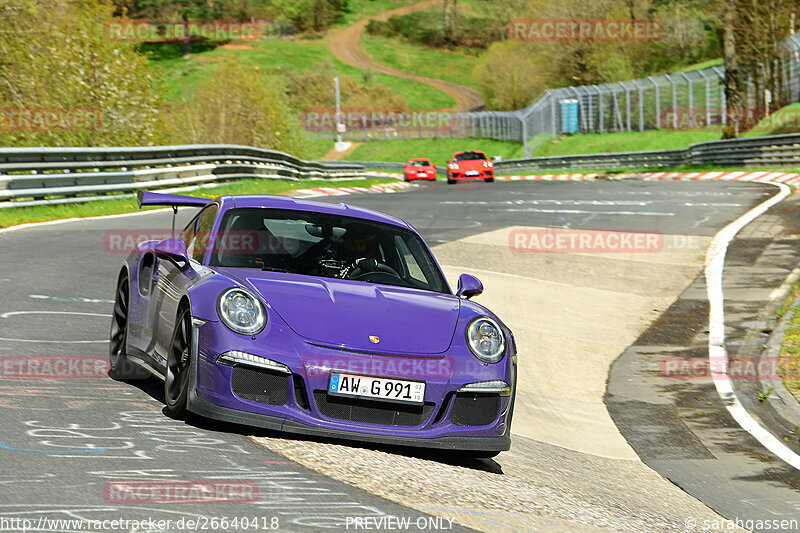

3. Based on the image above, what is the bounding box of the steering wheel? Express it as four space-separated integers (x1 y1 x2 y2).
347 258 402 280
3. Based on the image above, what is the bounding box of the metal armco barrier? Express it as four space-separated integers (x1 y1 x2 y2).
0 145 364 208
491 132 800 173
6 132 800 209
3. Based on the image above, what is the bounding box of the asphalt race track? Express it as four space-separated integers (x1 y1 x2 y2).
1 179 799 532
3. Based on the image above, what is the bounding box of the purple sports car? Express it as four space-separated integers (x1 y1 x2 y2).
109 191 516 456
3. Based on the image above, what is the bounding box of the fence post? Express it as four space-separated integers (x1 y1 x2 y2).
681 73 693 128
669 74 678 128
713 67 726 125
624 82 632 131
648 76 660 129
697 69 711 127
521 115 529 157
631 80 644 131
599 89 605 132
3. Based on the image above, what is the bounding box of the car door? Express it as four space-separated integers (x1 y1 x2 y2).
151 204 218 368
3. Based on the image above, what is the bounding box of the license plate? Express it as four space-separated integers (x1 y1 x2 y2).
417 172 428 177
465 170 479 176
328 372 425 405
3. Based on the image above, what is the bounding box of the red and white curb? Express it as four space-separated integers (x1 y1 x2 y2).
497 170 800 188
291 181 416 199
363 171 404 178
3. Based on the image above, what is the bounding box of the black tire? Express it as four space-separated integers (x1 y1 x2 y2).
447 177 455 184
165 306 192 417
109 272 140 380
484 177 494 183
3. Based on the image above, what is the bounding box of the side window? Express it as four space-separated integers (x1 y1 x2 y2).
394 235 426 283
190 205 218 263
180 213 200 248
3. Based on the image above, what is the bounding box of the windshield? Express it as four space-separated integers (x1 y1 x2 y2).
453 151 487 161
408 160 431 166
210 208 448 293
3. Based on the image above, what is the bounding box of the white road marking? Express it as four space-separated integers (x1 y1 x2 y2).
0 311 109 319
0 311 110 343
0 208 173 234
29 294 114 304
705 181 800 470
494 208 675 216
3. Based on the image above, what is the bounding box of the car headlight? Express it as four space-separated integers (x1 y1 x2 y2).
466 317 505 363
217 287 266 335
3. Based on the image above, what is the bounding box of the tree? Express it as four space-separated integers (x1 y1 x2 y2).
0 0 167 147
721 0 742 137
172 60 306 156
442 0 458 44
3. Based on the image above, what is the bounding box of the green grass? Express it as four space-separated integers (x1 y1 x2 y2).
673 58 723 73
151 37 454 108
532 129 723 157
335 0 419 26
304 137 338 159
342 138 526 164
360 34 481 91
742 103 800 137
0 177 395 229
780 289 800 400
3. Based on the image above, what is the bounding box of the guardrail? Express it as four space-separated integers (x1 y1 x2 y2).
0 145 365 208
493 132 800 173
7 133 800 209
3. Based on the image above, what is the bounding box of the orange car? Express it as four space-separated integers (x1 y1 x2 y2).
446 150 494 184
403 158 437 181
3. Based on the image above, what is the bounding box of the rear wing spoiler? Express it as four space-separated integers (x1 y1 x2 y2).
137 190 211 208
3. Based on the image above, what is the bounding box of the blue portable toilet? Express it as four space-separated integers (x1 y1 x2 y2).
560 99 579 134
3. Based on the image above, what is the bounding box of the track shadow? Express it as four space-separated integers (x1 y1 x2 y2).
111 374 504 474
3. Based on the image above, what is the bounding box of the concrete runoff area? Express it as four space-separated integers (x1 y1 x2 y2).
436 226 710 459
0 180 775 533
256 224 742 532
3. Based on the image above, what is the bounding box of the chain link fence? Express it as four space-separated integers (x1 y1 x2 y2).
308 33 800 157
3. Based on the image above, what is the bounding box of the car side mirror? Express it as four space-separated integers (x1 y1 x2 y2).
154 238 190 270
456 273 483 299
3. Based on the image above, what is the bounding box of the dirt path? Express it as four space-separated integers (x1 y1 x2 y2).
320 141 362 160
328 0 484 112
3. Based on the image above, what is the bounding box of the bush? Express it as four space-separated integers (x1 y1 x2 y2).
282 62 406 111
366 11 501 50
0 0 168 147
167 59 307 156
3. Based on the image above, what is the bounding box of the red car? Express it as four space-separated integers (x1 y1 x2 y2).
403 158 437 181
446 150 494 184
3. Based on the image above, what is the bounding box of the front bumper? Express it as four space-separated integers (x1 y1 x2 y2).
187 321 514 452
448 169 493 180
188 389 510 451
